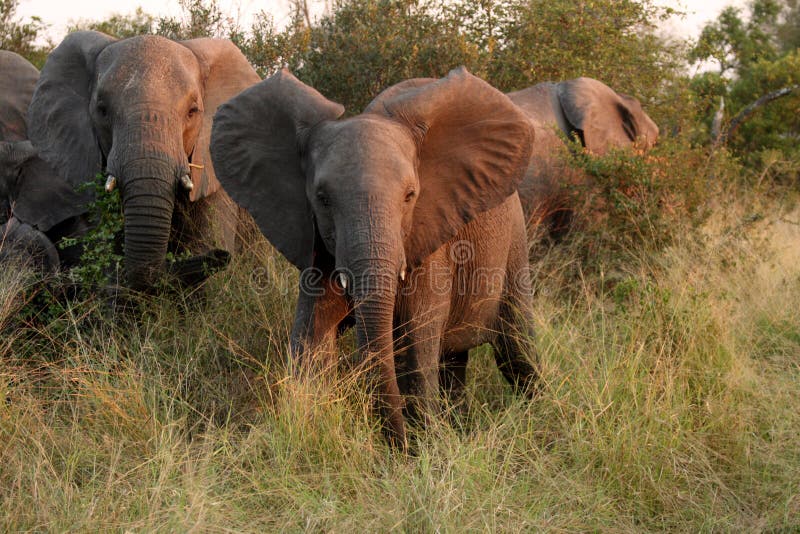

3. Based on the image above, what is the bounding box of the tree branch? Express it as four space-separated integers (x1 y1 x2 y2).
715 85 799 145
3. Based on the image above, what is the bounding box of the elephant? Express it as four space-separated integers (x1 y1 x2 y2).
507 77 659 239
210 67 539 447
26 31 261 290
1 50 90 272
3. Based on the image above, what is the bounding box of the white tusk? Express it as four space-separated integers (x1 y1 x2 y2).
400 268 406 281
104 175 116 192
338 272 348 290
180 174 194 191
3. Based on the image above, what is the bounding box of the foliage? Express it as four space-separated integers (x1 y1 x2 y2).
553 136 714 272
60 174 123 288
289 0 480 113
261 0 686 115
69 8 158 39
689 0 781 75
232 12 311 78
69 1 237 40
690 0 800 183
453 0 682 98
155 0 238 40
0 0 48 67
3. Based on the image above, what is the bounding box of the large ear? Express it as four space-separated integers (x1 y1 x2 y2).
0 51 39 142
374 67 533 267
0 141 87 232
556 77 659 154
364 77 436 114
618 92 659 150
180 38 262 201
211 68 344 269
27 31 116 189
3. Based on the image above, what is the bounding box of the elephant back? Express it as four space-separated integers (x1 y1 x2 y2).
0 51 39 142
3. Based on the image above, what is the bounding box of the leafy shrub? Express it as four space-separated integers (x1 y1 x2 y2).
556 136 716 270
60 174 123 288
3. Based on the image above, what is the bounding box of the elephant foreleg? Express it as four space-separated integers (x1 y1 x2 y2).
290 275 351 373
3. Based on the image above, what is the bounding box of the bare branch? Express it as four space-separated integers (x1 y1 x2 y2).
715 85 799 145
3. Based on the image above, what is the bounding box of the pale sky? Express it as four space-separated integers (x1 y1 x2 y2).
17 0 747 43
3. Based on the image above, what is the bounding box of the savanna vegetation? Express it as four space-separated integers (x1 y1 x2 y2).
2 0 799 530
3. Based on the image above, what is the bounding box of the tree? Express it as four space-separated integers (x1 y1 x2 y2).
289 0 479 112
70 1 238 41
156 0 238 40
689 0 781 76
70 8 157 38
0 0 48 67
691 0 800 182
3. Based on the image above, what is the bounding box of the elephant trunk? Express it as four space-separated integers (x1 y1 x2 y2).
119 158 176 290
346 250 405 447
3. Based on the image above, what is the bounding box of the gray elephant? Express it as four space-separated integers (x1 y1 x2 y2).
27 31 260 290
1 50 89 272
211 67 539 447
508 77 659 238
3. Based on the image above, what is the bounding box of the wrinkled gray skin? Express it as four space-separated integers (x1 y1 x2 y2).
27 32 260 290
0 218 60 273
212 67 539 447
508 78 659 238
0 50 89 272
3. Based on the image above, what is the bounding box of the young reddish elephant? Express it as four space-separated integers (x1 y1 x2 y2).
211 67 539 447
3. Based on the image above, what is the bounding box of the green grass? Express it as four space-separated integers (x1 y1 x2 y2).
1 198 799 531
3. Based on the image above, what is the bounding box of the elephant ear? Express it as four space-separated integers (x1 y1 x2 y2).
557 77 657 154
364 77 436 114
0 140 87 232
375 67 533 267
618 92 659 149
27 31 116 188
211 68 345 269
180 38 261 201
0 51 39 142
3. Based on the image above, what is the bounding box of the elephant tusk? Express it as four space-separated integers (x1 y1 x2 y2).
104 175 116 192
400 268 406 282
180 174 194 191
337 272 348 290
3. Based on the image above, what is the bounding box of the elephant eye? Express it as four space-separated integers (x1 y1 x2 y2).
316 191 331 207
96 103 108 118
404 190 416 203
188 104 200 118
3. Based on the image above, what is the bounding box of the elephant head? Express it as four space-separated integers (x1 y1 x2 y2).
27 31 260 290
211 67 532 443
508 77 659 154
508 77 659 237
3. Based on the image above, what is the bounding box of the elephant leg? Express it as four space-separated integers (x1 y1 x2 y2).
439 350 469 409
395 325 441 426
493 234 539 398
394 307 446 428
290 274 351 373
493 318 538 398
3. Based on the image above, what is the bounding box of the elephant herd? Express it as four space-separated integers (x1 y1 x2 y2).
0 31 658 447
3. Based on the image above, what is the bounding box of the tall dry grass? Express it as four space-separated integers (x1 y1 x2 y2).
1 187 799 531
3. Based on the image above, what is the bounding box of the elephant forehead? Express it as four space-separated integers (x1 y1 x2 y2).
309 117 417 180
98 36 201 95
